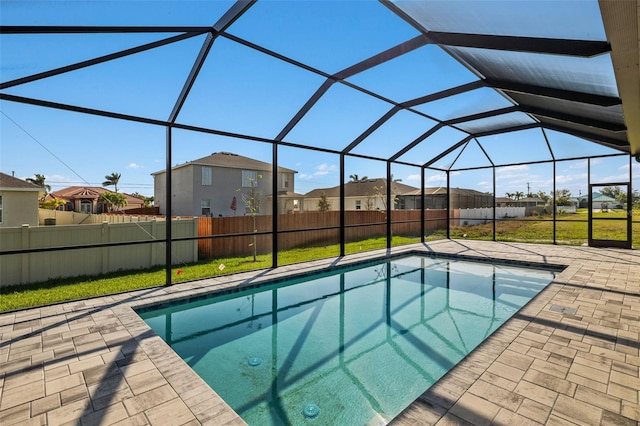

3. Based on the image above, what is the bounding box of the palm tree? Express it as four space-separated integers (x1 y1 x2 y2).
103 172 121 193
349 174 368 182
26 173 51 200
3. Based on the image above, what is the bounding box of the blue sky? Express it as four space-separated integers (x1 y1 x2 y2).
1 0 637 198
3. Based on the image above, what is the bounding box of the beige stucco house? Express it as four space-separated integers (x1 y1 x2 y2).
152 152 303 217
304 178 420 211
305 180 496 211
0 172 43 227
48 187 146 214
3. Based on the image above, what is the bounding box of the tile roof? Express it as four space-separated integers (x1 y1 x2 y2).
50 186 145 204
305 178 419 198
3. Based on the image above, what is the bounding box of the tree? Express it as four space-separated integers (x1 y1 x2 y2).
601 186 628 205
42 198 65 210
372 180 399 211
238 174 262 262
131 192 154 207
99 191 127 212
514 191 524 200
553 189 572 206
317 192 330 212
26 173 51 201
349 174 368 182
632 189 640 208
535 191 550 204
103 172 121 193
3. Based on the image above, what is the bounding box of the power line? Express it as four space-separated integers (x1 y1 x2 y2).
1 110 91 185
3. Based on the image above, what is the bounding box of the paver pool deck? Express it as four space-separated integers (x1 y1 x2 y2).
1 240 638 425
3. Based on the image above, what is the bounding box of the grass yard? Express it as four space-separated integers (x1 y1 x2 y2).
0 236 421 312
447 209 640 247
2 209 637 312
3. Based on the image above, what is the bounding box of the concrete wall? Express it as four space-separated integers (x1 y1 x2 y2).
0 219 198 286
0 190 39 228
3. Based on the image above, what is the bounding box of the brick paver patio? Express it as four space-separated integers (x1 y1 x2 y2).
1 240 638 425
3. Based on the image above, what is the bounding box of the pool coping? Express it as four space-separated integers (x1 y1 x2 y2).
0 240 638 425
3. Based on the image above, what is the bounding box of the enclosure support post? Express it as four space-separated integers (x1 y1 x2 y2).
340 154 345 257
553 160 557 245
587 158 591 242
420 166 425 243
386 161 392 249
492 166 496 241
165 126 172 285
446 170 451 239
272 143 279 268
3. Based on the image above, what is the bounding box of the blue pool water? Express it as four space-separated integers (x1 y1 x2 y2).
137 255 556 425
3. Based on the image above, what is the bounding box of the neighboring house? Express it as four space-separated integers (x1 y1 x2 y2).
402 187 495 210
49 187 146 214
0 172 43 227
591 193 620 210
304 179 419 211
152 152 302 217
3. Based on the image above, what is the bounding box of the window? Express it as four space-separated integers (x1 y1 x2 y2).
202 166 212 186
81 200 92 213
242 170 258 187
355 199 361 210
201 199 211 216
282 173 290 189
0 195 3 223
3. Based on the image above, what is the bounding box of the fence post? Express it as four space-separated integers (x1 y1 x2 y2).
151 218 157 266
193 218 198 262
102 221 109 274
21 224 30 284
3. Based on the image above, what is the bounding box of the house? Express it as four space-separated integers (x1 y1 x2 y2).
402 187 495 210
304 180 499 212
48 187 146 214
591 193 620 210
152 152 302 217
0 172 44 227
304 179 419 211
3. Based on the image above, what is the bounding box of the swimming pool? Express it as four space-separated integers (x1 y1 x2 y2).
137 255 556 425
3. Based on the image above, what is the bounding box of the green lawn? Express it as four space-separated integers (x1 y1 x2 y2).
447 209 640 247
2 209 637 312
0 236 420 312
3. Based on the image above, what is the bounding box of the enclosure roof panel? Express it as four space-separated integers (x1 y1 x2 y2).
1 0 637 169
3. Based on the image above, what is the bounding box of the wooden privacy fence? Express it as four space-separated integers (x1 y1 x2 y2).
198 210 447 259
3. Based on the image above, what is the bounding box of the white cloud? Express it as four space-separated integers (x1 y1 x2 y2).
599 173 631 182
425 174 446 183
568 161 588 169
314 163 337 176
496 164 529 174
298 173 313 180
406 174 421 182
555 173 587 184
127 163 143 169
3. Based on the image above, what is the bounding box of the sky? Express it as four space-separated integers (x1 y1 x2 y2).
1 0 638 199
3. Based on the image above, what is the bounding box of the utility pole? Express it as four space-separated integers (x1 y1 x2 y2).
527 182 530 196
